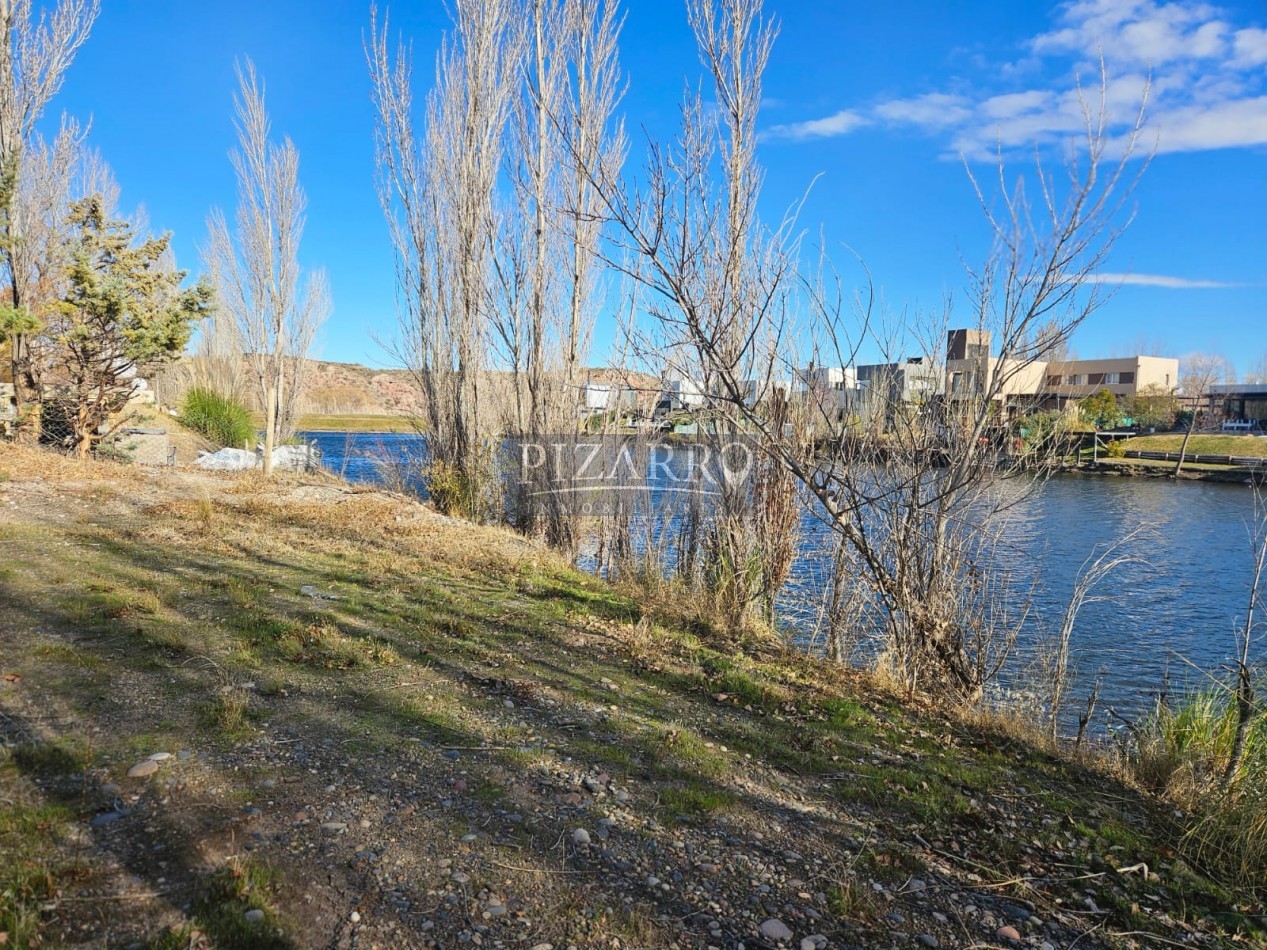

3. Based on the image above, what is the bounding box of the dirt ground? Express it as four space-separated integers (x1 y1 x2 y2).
0 445 1262 949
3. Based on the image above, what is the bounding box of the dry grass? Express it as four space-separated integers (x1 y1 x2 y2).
0 443 147 483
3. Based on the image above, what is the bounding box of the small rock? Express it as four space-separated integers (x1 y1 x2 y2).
451 872 471 884
244 908 265 924
148 752 173 762
801 937 828 950
350 911 362 924
759 919 793 942
320 822 348 835
90 809 130 827
572 828 591 846
126 761 159 779
996 927 1022 943
917 936 939 949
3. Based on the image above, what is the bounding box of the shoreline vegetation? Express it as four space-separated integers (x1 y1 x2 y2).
1 444 1265 948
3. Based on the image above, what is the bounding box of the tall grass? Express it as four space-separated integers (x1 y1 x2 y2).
180 388 254 449
1132 681 1267 888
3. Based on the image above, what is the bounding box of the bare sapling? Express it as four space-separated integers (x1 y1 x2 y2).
1173 352 1233 476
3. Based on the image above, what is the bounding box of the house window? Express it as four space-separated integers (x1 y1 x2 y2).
1067 374 1083 386
1103 372 1119 385
1120 372 1135 384
1089 373 1105 385
1046 374 1062 386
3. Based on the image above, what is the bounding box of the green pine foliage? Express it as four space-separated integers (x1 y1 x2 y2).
53 196 215 454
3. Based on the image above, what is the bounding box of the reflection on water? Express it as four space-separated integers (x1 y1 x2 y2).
305 430 1263 719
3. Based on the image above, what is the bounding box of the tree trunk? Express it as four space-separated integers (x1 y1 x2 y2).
1173 416 1197 476
263 382 276 476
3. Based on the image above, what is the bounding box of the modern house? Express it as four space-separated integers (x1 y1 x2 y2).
1210 382 1267 428
657 376 706 414
856 357 945 405
942 329 1178 413
1040 355 1178 409
798 366 859 424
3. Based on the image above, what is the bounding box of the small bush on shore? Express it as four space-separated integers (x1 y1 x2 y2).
180 387 254 448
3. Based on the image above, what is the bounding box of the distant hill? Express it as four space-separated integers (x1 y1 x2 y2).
156 358 662 418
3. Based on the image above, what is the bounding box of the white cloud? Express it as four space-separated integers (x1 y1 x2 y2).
764 109 869 142
1233 26 1267 67
1087 272 1243 288
874 93 973 128
767 0 1267 158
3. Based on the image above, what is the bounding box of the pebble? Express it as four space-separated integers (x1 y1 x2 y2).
917 936 939 948
996 926 1022 942
759 918 793 941
148 752 173 761
320 822 348 835
572 828 591 846
350 911 361 924
244 908 265 924
800 937 828 950
126 760 158 778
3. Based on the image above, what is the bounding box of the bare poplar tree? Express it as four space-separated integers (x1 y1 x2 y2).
368 2 523 518
584 0 799 630
206 61 329 476
0 0 97 435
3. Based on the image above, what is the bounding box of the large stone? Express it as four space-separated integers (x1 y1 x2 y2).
126 760 159 778
759 918 793 941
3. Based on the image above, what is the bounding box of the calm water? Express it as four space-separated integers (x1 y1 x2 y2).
304 430 1264 720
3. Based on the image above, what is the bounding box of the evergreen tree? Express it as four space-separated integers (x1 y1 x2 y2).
53 196 212 455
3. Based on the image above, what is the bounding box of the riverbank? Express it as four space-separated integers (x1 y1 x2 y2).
1074 458 1267 484
1 445 1262 948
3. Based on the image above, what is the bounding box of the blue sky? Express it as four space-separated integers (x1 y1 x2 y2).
47 0 1266 371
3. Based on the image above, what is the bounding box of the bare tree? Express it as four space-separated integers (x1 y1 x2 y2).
768 78 1148 700
1245 352 1267 386
0 0 98 435
368 2 523 518
1174 352 1234 475
206 61 329 476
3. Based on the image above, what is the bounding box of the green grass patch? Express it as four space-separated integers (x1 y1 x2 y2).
1126 433 1267 457
180 387 255 448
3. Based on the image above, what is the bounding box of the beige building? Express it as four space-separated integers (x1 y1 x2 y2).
940 329 1178 412
946 356 1049 404
1041 355 1178 408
